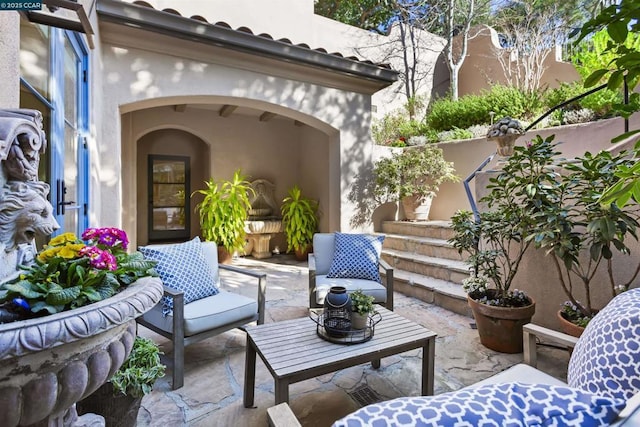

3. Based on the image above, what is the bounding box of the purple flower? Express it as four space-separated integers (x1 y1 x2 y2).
82 227 129 250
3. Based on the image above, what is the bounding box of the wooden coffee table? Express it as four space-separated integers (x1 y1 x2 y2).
243 307 437 406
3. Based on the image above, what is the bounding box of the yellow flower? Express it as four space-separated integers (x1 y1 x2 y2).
37 247 57 262
57 243 85 259
48 233 79 247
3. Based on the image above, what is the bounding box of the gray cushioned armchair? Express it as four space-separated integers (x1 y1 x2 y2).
137 241 266 390
308 233 394 311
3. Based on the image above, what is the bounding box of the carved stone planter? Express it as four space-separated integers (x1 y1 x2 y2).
0 276 163 427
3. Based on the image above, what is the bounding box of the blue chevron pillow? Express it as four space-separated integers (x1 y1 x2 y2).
333 383 624 427
139 237 219 315
568 288 640 401
327 233 384 282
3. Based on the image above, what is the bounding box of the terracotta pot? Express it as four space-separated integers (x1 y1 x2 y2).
467 292 536 354
556 310 592 338
294 244 312 261
401 194 434 221
217 246 233 264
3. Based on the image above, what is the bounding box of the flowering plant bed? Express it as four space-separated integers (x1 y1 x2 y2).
0 227 156 321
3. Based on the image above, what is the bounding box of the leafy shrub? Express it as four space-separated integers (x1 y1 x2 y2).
544 82 622 118
426 86 543 132
563 108 597 125
438 127 474 142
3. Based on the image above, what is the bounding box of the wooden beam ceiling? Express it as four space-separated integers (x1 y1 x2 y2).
259 112 277 122
219 105 237 117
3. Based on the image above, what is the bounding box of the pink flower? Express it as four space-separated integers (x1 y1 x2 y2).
79 246 117 271
82 227 129 250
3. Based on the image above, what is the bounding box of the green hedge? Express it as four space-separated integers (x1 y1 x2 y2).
426 86 543 131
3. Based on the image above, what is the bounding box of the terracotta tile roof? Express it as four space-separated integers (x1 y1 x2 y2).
130 0 391 70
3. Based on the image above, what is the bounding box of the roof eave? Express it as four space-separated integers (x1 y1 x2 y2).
96 0 398 88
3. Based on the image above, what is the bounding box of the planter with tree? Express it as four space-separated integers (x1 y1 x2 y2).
373 144 458 220
77 336 166 427
350 289 376 330
193 169 254 263
449 139 562 353
523 138 640 336
281 185 319 261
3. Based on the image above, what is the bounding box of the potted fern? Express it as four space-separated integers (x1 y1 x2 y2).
281 185 319 261
193 169 254 263
77 336 165 427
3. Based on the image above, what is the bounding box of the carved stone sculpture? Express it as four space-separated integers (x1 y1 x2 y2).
0 109 163 427
0 109 59 283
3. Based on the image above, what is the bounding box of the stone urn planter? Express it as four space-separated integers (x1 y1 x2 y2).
467 292 536 354
0 276 163 427
486 117 524 158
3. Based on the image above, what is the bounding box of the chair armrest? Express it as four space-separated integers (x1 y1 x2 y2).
378 258 394 311
267 403 302 427
523 323 579 367
308 254 318 308
219 264 267 325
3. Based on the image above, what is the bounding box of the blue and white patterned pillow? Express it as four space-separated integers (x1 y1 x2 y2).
139 237 219 315
568 288 640 401
333 382 625 427
327 233 384 282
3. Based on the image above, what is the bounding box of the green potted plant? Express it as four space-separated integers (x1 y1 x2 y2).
281 185 319 260
524 139 640 335
449 138 558 353
193 169 254 263
350 289 375 330
77 336 166 427
373 144 458 220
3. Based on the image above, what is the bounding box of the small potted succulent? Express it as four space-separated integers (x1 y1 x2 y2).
350 289 376 330
77 336 165 427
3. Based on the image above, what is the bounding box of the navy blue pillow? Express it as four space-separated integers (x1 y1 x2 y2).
568 288 640 401
139 237 219 315
327 233 384 282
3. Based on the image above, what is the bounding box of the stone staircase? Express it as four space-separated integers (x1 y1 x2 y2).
379 220 472 317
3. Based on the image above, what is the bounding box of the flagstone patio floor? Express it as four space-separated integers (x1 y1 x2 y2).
136 255 570 427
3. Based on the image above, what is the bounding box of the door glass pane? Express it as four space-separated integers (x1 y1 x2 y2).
63 123 79 233
63 41 78 127
62 33 81 235
20 20 50 99
19 85 51 183
149 156 190 241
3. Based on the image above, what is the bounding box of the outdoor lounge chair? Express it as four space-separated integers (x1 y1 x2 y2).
308 232 394 310
267 288 640 426
137 238 266 390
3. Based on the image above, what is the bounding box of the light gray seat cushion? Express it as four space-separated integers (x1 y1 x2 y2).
314 276 387 306
468 363 567 389
140 290 258 337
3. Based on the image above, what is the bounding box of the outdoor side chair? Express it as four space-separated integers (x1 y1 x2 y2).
308 232 394 311
137 240 266 390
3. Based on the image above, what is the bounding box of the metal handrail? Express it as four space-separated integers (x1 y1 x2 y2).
465 79 630 220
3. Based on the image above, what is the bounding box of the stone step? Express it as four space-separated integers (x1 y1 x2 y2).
381 269 471 317
380 233 463 261
381 220 455 240
381 248 470 284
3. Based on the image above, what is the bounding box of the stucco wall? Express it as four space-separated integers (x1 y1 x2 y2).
431 112 640 221
456 25 580 97
0 12 20 108
98 36 373 242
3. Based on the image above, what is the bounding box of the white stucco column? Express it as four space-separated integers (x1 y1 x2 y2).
0 12 20 108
